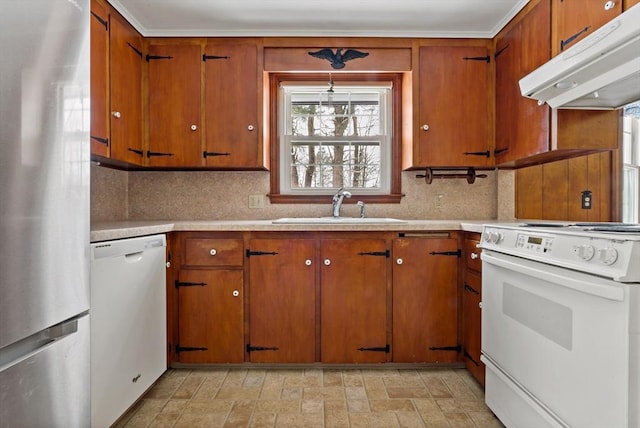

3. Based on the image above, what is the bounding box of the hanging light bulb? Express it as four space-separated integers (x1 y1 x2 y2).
326 73 334 107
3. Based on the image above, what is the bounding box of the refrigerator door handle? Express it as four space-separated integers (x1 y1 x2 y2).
0 312 86 370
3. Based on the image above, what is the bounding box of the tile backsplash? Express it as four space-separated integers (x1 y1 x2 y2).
91 164 514 223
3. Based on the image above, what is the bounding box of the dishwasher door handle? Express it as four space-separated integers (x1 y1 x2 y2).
124 251 144 262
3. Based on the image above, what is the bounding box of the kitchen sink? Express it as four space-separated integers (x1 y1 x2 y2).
272 217 408 224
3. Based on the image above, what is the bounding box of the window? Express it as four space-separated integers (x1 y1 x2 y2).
622 102 640 223
269 73 403 203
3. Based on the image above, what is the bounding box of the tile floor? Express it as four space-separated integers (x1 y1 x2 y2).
115 367 504 428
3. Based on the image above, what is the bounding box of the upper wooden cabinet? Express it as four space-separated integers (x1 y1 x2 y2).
494 0 552 164
411 44 493 169
552 0 622 56
90 0 109 158
146 40 265 169
626 0 640 9
203 43 261 168
109 14 144 164
147 42 202 167
494 0 619 167
89 0 143 165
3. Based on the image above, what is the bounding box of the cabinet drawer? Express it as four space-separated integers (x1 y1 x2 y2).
183 238 244 267
464 237 482 272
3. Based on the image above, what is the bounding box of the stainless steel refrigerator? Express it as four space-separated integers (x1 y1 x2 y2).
0 0 90 426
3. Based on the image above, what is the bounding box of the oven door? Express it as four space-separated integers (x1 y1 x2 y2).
481 249 632 428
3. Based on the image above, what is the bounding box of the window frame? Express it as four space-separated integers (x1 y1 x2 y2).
268 72 403 204
622 108 640 223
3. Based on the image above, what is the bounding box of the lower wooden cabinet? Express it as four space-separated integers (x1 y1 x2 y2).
462 270 483 382
247 238 316 363
320 238 390 363
462 232 485 385
168 231 464 365
392 235 459 363
176 269 244 363
173 233 245 364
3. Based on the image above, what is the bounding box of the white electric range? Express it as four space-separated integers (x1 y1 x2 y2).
479 222 640 428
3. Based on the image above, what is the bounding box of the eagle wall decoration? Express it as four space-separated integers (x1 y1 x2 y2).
308 48 369 69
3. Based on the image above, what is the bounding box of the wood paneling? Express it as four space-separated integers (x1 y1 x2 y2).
553 109 620 151
516 151 614 221
516 165 544 219
542 160 569 219
264 48 412 71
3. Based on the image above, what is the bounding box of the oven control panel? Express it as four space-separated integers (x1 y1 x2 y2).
480 224 640 282
515 234 553 253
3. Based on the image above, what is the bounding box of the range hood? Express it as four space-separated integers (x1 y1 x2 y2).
520 4 640 109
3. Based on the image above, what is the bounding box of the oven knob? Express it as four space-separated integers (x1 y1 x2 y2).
485 231 503 244
574 244 595 261
597 247 618 265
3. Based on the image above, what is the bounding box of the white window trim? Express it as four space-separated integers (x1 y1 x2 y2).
622 112 640 223
278 82 393 196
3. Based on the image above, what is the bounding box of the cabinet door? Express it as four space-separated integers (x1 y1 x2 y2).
462 270 484 384
147 43 202 167
109 14 144 164
320 238 389 363
417 46 492 167
553 0 622 55
463 235 482 273
204 44 261 168
248 239 316 362
177 269 244 363
90 0 109 158
495 0 551 163
392 237 459 363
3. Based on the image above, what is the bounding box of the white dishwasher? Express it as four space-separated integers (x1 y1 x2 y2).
90 234 167 428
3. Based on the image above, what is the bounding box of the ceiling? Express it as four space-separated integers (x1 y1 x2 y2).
109 0 530 38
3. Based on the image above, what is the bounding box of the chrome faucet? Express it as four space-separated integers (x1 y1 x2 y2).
357 200 366 218
332 188 352 217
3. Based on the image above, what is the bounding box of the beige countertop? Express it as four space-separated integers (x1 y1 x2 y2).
89 219 518 242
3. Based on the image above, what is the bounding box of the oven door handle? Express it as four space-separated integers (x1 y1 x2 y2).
481 252 624 301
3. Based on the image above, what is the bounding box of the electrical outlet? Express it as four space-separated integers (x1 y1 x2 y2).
434 194 444 209
581 190 592 209
248 194 265 209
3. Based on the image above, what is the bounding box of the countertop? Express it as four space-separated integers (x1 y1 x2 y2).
90 219 516 242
